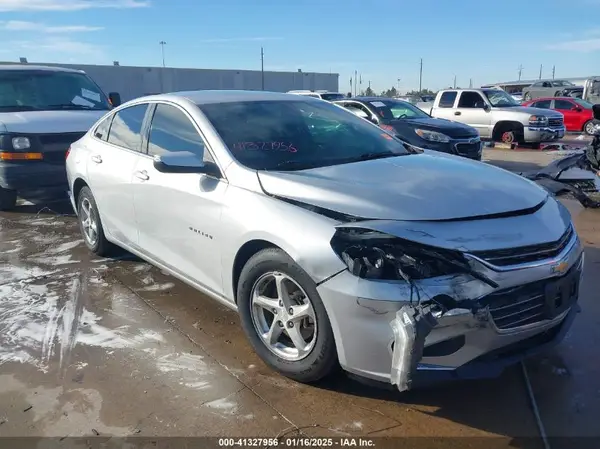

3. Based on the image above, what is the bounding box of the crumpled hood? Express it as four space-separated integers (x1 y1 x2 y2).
258 152 549 221
0 110 107 134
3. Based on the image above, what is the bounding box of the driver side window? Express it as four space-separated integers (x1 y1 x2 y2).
147 103 214 163
458 91 486 108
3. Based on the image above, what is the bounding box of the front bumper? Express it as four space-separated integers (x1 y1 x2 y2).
316 230 583 391
524 126 566 143
416 137 482 160
0 161 67 192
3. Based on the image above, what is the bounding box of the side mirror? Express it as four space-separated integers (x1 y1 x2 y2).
108 92 121 107
153 151 221 177
369 116 379 124
574 106 583 112
482 103 491 111
594 104 600 120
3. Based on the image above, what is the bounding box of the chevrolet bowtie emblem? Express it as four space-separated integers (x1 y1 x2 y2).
551 261 569 275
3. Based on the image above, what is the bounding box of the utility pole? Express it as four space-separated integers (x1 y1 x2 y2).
539 64 543 80
518 64 523 81
261 47 264 90
159 41 166 67
453 74 457 89
397 78 401 92
469 78 473 88
354 70 357 96
552 65 556 79
419 58 423 92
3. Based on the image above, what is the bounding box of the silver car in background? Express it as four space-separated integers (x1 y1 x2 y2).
66 91 583 391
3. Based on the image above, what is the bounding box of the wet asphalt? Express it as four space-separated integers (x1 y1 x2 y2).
0 149 598 447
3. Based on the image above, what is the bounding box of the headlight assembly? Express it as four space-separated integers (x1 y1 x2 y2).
415 129 451 143
529 115 549 126
330 228 470 281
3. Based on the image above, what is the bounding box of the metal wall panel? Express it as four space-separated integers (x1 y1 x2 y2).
1 62 339 101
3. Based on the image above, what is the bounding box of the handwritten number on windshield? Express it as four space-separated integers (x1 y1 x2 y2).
232 142 298 153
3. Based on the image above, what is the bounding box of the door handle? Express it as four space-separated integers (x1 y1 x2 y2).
454 111 461 116
134 170 149 181
91 155 102 163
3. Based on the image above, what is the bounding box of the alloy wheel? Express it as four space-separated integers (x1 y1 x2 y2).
250 272 317 361
80 197 99 246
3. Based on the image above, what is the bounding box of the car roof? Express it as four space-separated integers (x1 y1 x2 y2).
0 64 84 73
136 90 318 105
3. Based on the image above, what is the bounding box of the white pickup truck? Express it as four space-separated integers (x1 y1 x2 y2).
419 88 566 147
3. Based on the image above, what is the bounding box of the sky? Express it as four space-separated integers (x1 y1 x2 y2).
1 0 600 93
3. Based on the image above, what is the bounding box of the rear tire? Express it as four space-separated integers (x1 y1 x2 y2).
554 91 562 97
0 188 17 211
237 248 338 383
76 186 115 257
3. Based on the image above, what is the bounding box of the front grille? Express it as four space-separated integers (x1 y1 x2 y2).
39 132 86 164
455 142 481 156
469 225 574 267
548 117 563 128
40 132 86 147
480 258 581 330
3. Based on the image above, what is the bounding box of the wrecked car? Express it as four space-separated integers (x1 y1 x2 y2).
522 104 600 209
66 91 583 392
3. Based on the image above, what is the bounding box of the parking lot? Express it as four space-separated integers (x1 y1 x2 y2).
0 149 599 447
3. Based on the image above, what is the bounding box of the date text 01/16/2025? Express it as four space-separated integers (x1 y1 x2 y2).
218 438 376 447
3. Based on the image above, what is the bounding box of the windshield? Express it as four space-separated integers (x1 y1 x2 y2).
482 89 520 107
574 98 594 109
199 99 411 171
0 70 111 112
552 80 574 87
366 99 430 120
320 93 346 101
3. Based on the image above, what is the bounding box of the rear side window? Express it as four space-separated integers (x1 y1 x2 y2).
147 104 213 162
107 104 149 151
438 92 457 108
93 115 113 141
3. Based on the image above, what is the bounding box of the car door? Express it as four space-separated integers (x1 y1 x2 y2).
453 91 492 138
131 102 227 295
553 99 576 131
86 103 150 247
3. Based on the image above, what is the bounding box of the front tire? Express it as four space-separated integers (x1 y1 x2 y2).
237 248 338 383
76 186 115 257
524 92 531 101
0 188 17 211
584 120 596 135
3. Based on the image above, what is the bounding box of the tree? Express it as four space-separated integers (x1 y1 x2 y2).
380 87 398 98
365 86 374 96
405 88 435 95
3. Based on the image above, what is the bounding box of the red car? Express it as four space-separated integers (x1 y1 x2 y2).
522 97 598 135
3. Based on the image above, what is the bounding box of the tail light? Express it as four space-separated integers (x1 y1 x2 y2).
66 146 71 159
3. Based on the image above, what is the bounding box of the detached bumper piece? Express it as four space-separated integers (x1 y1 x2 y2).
521 143 600 209
390 304 437 392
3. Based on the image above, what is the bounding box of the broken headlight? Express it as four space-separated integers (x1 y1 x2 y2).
330 228 469 281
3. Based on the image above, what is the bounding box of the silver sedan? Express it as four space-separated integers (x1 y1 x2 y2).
66 90 583 392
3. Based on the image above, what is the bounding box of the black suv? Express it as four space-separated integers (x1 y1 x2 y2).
334 97 482 160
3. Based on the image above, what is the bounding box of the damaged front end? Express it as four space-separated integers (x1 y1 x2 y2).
329 228 499 392
327 224 580 392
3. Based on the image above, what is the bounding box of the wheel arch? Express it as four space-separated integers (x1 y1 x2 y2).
492 121 524 142
72 177 90 210
232 239 283 303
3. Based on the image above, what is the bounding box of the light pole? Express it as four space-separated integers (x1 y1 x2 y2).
261 47 264 90
397 78 401 93
159 41 167 67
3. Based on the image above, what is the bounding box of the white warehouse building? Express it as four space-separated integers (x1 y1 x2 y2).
0 61 340 102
